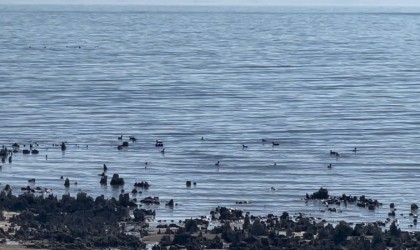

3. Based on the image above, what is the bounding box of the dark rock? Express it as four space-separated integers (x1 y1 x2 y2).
184 219 198 233
100 176 107 185
333 221 352 244
166 199 174 208
310 187 329 199
133 209 145 222
140 196 160 205
64 178 70 187
110 174 124 186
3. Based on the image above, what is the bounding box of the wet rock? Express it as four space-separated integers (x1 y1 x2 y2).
333 221 352 244
250 219 268 236
134 181 150 189
140 196 160 205
100 175 107 185
64 178 70 187
310 187 329 199
133 209 145 222
110 174 124 186
411 203 418 210
184 219 198 233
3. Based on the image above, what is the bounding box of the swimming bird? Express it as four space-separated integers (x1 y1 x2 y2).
272 142 279 146
129 136 137 142
161 148 165 154
155 140 164 147
118 135 123 140
327 164 332 169
352 147 357 153
61 142 66 151
215 161 220 166
201 136 204 140
242 144 248 149
330 150 340 157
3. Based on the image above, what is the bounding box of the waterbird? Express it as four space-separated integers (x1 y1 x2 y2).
242 144 248 149
352 147 357 153
129 136 137 142
155 140 164 147
161 148 165 154
61 142 66 151
330 150 340 157
327 164 332 169
272 142 279 146
215 161 220 166
118 135 123 140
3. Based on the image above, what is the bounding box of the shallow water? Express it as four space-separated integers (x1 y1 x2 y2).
1 5 420 230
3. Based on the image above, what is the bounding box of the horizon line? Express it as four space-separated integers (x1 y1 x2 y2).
1 3 420 7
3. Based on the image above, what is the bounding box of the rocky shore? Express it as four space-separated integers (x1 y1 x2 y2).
0 187 417 249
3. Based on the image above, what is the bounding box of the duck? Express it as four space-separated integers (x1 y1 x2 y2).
61 142 66 151
215 161 220 166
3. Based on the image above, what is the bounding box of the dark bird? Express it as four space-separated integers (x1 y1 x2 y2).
61 142 66 151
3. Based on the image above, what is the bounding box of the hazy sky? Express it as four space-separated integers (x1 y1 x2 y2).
1 0 420 6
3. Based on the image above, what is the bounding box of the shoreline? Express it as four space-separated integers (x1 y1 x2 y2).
0 187 417 249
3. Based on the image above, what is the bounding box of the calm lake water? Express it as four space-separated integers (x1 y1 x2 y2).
1 5 420 230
